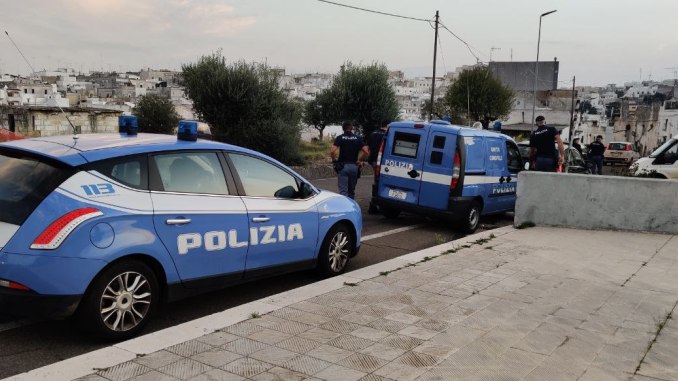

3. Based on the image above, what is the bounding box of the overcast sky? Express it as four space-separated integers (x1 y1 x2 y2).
1 0 677 86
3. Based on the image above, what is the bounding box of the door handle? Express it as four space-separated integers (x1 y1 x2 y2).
166 218 191 225
407 169 420 178
252 217 271 223
499 176 505 183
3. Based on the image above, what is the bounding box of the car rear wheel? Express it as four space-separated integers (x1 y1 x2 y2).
78 260 159 340
458 201 482 234
317 224 354 276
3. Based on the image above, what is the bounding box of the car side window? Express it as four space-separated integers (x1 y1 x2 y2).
658 143 678 165
87 155 148 190
506 142 522 173
152 152 228 194
229 153 300 198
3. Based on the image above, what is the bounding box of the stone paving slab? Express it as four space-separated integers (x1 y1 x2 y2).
9 227 678 381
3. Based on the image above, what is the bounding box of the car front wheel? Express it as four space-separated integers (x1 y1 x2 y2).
78 260 159 340
317 224 354 276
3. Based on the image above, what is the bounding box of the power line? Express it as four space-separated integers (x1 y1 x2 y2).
438 21 485 64
317 0 431 22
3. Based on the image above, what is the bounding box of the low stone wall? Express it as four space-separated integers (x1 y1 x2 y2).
290 164 374 181
515 171 678 233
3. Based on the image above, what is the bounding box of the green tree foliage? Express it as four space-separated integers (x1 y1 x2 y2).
420 98 451 121
132 94 180 134
443 66 514 125
329 62 399 137
303 90 338 141
181 53 303 164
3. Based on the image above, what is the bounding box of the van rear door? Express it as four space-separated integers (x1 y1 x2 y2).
378 126 428 206
419 131 457 210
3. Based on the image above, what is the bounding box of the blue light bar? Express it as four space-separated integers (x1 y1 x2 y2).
119 115 138 135
177 120 198 141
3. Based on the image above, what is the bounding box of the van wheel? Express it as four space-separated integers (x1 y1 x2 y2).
77 260 159 340
459 201 482 234
317 224 354 276
381 207 401 219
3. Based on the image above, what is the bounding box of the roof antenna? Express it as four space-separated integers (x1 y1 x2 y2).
4 30 79 139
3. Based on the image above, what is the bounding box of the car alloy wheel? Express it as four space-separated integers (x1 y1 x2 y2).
328 231 349 273
100 271 152 332
317 223 354 276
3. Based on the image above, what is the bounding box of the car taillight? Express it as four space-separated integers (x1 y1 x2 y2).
30 207 103 250
0 279 31 291
450 149 461 190
607 144 611 150
626 145 631 151
375 141 385 177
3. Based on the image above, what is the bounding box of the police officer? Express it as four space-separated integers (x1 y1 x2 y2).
366 120 389 213
529 115 564 172
588 135 606 175
330 121 369 199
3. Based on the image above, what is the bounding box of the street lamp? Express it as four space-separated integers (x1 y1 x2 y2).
531 9 557 132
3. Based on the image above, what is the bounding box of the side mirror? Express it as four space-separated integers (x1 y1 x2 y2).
299 182 316 199
274 185 297 199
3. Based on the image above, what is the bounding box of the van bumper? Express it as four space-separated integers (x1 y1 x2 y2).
375 196 476 221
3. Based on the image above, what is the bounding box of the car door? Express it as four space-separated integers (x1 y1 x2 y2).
378 127 429 206
226 153 319 277
651 140 678 178
150 151 249 286
496 140 521 211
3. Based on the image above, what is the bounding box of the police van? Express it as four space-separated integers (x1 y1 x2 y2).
374 120 523 233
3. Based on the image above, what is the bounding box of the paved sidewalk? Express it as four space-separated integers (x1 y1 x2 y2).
11 227 678 381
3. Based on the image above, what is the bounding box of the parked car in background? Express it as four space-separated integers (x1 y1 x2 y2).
630 137 678 179
604 142 640 165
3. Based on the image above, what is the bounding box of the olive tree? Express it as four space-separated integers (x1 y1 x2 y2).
181 53 303 164
443 66 514 126
132 94 180 134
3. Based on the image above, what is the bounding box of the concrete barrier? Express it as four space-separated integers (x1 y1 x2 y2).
515 172 678 233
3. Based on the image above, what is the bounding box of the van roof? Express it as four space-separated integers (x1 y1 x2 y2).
388 121 514 141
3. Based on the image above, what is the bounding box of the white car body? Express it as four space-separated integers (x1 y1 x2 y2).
630 138 678 179
603 141 640 165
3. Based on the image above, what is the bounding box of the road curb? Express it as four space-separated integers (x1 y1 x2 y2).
3 225 517 381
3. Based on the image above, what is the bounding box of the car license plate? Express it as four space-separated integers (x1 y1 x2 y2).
388 189 407 200
612 152 621 156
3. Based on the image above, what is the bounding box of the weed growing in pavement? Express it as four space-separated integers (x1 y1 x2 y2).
472 290 479 295
249 312 261 319
421 256 433 262
343 281 358 287
516 222 536 229
379 271 390 276
635 306 676 374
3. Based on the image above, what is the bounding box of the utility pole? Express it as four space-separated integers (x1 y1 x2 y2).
568 76 576 144
429 10 439 121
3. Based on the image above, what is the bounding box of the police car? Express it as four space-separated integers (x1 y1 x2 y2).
374 120 523 233
0 118 361 339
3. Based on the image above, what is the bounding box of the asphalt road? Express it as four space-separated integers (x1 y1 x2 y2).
0 176 513 379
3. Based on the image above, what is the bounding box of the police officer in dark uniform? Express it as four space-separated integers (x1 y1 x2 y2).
366 120 389 213
331 121 369 199
588 135 606 175
529 115 564 172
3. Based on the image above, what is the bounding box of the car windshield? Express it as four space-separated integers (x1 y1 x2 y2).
0 149 75 225
650 139 677 158
608 143 628 150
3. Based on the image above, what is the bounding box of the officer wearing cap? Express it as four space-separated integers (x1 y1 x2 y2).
330 121 369 199
529 115 564 172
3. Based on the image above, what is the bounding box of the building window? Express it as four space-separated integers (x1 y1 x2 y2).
31 89 35 94
24 89 27 93
45 90 48 95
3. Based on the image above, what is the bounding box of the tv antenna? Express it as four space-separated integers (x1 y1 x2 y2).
489 46 501 62
4 30 78 137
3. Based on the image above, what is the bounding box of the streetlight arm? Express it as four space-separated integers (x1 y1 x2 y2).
541 10 557 17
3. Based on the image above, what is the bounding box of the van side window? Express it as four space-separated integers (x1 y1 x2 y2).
506 142 522 173
392 132 420 158
432 136 445 149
